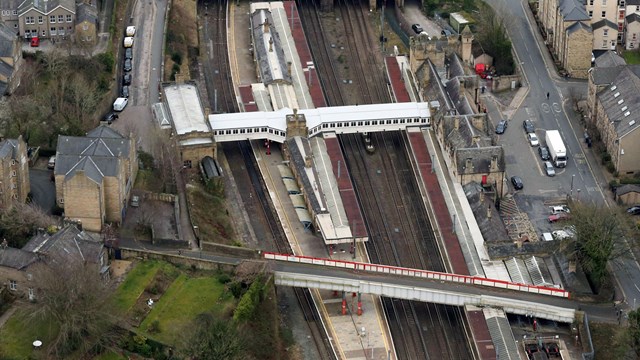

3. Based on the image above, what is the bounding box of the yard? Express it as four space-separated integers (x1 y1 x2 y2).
0 309 57 359
622 50 640 65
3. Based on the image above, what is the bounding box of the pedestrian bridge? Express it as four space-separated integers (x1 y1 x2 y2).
208 102 430 143
266 252 576 323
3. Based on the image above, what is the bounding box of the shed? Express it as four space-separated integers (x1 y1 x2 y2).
450 12 473 33
615 184 640 205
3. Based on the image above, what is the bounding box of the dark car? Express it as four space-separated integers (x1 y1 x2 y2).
103 112 119 122
495 120 508 134
124 58 132 72
412 24 423 34
125 48 133 60
511 176 524 190
523 119 535 133
538 146 550 161
627 206 640 215
441 29 452 36
121 85 129 98
123 73 132 85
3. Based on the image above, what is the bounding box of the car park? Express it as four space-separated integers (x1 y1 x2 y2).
123 73 132 85
124 58 132 72
627 206 640 215
495 120 508 134
528 133 539 146
412 24 423 34
121 86 129 98
538 146 550 161
523 119 535 133
125 48 133 60
544 161 555 176
511 176 524 190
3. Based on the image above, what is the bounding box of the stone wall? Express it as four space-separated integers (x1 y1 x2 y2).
200 241 261 259
119 248 243 272
490 74 521 92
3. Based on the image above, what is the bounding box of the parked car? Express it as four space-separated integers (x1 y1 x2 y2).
538 146 550 161
131 195 140 207
123 73 132 85
103 112 119 122
441 29 452 36
30 36 39 47
411 24 424 34
550 205 570 214
523 119 535 133
124 58 132 72
548 213 570 223
121 86 129 98
627 206 640 215
528 132 539 146
552 229 574 240
125 48 133 60
511 176 524 190
544 161 555 176
47 156 56 169
495 120 508 134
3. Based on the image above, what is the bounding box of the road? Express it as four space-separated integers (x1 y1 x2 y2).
484 0 640 312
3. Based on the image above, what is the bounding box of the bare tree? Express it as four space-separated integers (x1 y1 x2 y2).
29 254 116 357
0 202 56 248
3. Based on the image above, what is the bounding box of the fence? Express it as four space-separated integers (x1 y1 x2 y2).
263 252 570 298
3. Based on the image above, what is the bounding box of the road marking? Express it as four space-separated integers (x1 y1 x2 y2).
552 103 562 113
541 103 550 113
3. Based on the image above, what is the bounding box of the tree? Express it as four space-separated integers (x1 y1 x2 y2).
627 309 640 357
0 203 56 248
569 203 631 292
475 8 515 75
180 313 244 360
28 254 115 357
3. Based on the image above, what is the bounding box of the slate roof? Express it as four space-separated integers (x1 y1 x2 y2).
590 65 640 85
0 246 37 270
23 224 102 263
456 146 505 174
615 184 640 196
463 182 509 243
593 51 626 68
18 0 75 16
0 138 17 159
0 22 16 58
566 21 592 36
86 125 125 139
76 2 97 24
627 12 640 24
598 66 640 137
592 19 616 31
628 0 640 5
0 0 20 10
559 0 590 21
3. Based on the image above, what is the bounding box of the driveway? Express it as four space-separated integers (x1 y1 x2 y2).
29 159 56 214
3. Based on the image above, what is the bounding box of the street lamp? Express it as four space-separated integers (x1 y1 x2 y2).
570 174 575 197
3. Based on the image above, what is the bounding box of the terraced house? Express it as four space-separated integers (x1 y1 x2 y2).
18 0 75 39
54 125 138 232
0 136 30 207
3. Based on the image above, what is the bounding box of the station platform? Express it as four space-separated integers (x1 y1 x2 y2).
251 140 394 359
385 56 412 103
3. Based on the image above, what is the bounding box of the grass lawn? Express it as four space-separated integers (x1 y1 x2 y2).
112 260 163 313
623 50 640 65
0 309 57 359
139 274 231 344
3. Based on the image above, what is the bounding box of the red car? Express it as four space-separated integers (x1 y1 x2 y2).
548 213 570 223
30 36 39 47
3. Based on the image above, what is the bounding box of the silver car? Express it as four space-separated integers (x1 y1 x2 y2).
544 161 555 176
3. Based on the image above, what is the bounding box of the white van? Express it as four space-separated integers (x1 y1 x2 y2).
113 97 128 112
123 37 134 48
126 26 136 37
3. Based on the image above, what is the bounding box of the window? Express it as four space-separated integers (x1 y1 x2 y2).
50 27 56 36
59 27 65 35
41 29 45 37
25 16 34 24
589 0 594 4
66 15 72 22
603 40 608 47
602 0 606 5
13 24 16 28
589 10 593 17
28 288 34 300
50 15 55 23
38 15 42 24
604 29 608 37
183 160 192 168
83 23 88 31
12 10 16 15
602 11 606 18
9 280 16 290
58 15 63 23
59 198 64 204
634 33 638 40
637 6 640 11
1 10 7 16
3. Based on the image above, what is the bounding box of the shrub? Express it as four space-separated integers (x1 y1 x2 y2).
217 273 231 284
228 281 243 299
147 319 161 334
171 52 182 65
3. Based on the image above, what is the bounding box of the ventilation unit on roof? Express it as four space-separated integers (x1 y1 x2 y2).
614 92 621 98
625 111 631 117
618 99 624 104
630 120 636 126
622 106 628 112
611 85 617 91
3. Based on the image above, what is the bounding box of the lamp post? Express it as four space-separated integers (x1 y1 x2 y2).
570 174 575 197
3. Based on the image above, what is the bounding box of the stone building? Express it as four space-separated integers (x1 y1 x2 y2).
18 0 76 40
0 135 30 207
591 19 618 51
54 125 138 231
0 21 23 95
615 184 640 205
74 0 97 45
587 65 640 174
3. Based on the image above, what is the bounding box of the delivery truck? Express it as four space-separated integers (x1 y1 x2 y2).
545 130 567 168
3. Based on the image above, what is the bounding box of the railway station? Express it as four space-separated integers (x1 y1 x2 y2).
157 1 581 359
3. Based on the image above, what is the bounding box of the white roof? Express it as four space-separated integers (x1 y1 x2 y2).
179 138 214 146
209 102 430 131
164 84 210 135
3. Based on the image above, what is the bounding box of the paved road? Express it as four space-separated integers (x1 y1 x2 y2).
483 0 640 311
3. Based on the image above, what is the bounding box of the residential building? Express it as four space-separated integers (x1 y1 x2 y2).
625 0 640 45
539 0 594 78
75 0 96 45
585 0 620 25
615 184 640 204
0 224 108 299
0 0 20 31
54 125 138 232
18 0 75 39
588 65 640 174
592 19 618 50
625 12 640 48
0 21 23 95
0 135 30 207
